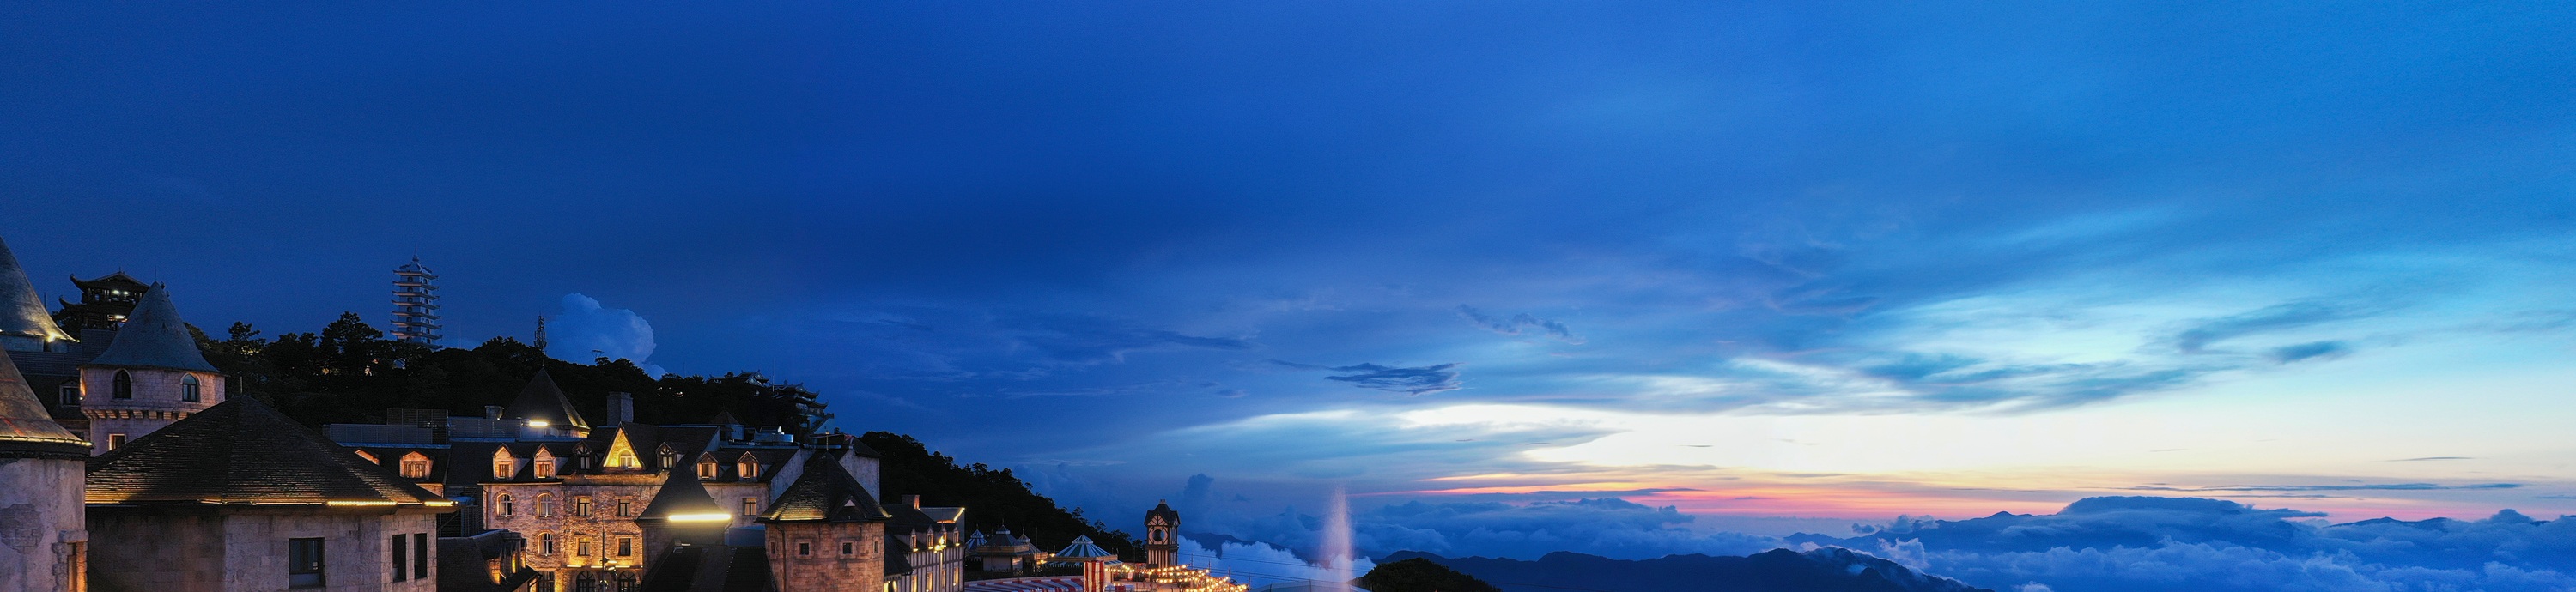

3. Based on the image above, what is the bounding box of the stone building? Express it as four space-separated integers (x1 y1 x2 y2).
759 451 891 591
83 396 455 591
76 286 222 455
886 496 969 592
0 347 94 592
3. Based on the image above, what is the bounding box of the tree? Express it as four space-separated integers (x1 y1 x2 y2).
1358 559 1502 592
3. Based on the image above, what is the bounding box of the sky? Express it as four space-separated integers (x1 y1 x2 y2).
5 0 2574 559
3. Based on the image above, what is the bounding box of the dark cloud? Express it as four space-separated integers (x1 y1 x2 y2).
1271 359 1464 395
2265 341 2351 364
1455 305 1585 344
2172 302 2363 354
2127 483 2520 492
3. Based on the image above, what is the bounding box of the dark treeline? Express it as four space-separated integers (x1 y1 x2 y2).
864 431 1147 562
197 311 830 432
195 312 1138 556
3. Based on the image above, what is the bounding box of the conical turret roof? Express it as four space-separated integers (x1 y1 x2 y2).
638 464 730 522
0 347 87 458
86 284 218 372
760 450 890 523
0 235 73 345
504 368 588 430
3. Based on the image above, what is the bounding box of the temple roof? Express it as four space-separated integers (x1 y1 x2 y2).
0 236 73 344
84 285 218 372
86 396 453 508
504 368 588 431
638 464 729 520
759 451 890 523
70 271 149 292
0 347 89 458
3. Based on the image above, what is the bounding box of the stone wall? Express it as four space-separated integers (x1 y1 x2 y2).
483 482 659 591
0 457 84 592
79 367 219 454
89 510 439 592
765 521 885 592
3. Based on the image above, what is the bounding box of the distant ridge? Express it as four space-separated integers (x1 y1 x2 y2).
1383 547 1992 592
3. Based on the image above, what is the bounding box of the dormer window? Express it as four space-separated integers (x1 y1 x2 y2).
696 455 720 480
737 453 760 480
180 375 201 402
657 445 679 469
493 449 519 480
399 452 432 480
534 458 555 479
112 371 132 399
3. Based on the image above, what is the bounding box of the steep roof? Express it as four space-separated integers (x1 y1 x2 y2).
759 450 890 523
504 368 588 431
86 396 453 508
638 465 729 521
83 285 217 372
0 347 88 458
0 235 72 344
1148 500 1180 523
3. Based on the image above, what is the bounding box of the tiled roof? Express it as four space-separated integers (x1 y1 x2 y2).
1148 500 1180 523
759 451 889 523
504 369 588 431
0 235 72 344
0 347 88 458
638 464 728 520
83 285 217 372
87 396 453 508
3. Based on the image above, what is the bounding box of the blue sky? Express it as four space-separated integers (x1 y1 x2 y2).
5 0 2573 540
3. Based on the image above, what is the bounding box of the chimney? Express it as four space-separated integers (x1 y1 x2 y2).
484 405 505 420
902 495 921 509
607 392 635 425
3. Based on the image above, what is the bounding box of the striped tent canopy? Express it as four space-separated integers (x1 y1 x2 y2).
1055 535 1116 559
963 577 1084 592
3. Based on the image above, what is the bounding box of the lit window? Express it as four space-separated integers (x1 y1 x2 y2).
535 493 554 517
698 457 719 480
616 498 633 517
497 494 515 517
575 537 594 557
537 532 555 555
738 453 760 480
399 452 432 480
658 446 679 468
107 434 125 450
533 459 555 479
741 498 758 516
112 371 131 399
574 497 592 517
180 375 201 402
616 536 635 557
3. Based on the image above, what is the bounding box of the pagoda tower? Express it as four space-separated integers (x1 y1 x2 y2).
389 257 440 346
79 284 223 454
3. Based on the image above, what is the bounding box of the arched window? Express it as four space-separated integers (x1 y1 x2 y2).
112 371 132 399
535 493 555 517
575 572 598 592
657 445 679 469
614 572 637 591
537 532 554 555
179 374 201 402
497 494 515 518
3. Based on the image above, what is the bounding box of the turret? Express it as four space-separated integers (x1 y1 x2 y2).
0 347 92 592
78 284 221 454
759 451 892 590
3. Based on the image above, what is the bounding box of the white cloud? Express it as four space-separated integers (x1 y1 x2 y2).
550 293 663 375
